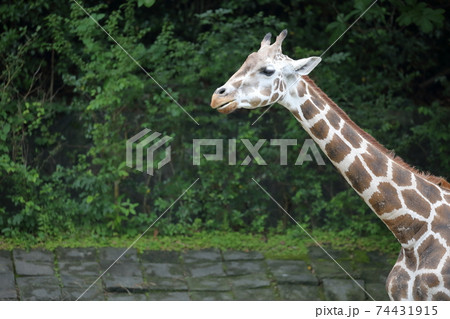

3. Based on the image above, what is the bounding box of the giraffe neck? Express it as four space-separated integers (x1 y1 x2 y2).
280 76 450 300
279 76 450 250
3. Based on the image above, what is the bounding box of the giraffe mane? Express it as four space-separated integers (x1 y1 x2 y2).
302 76 450 191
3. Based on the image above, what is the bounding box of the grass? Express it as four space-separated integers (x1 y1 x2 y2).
0 228 400 262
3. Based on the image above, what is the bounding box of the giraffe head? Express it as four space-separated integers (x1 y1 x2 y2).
211 30 321 114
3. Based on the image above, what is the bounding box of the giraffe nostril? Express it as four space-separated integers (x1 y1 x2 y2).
216 87 226 95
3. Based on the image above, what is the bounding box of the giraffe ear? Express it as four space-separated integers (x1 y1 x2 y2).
293 57 322 75
260 33 272 48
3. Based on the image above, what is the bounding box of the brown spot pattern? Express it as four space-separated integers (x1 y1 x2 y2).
232 80 242 88
388 265 410 300
297 81 306 97
325 110 341 130
345 157 372 193
270 93 279 103
402 189 431 218
413 275 427 300
442 256 450 290
369 182 402 216
412 273 443 300
445 194 450 202
432 292 450 301
392 164 412 186
310 119 329 140
404 250 417 271
385 214 427 244
417 236 446 269
431 204 450 246
362 145 388 177
311 96 324 110
422 273 440 288
301 100 320 120
342 123 362 148
325 135 351 163
261 87 271 96
253 98 261 106
310 89 324 110
416 178 442 203
274 78 280 90
292 111 302 122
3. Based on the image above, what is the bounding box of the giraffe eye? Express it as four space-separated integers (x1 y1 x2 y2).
261 66 275 76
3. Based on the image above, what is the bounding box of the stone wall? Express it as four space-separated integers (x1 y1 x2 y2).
0 247 394 301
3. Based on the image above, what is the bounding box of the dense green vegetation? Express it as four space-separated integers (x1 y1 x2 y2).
1 0 448 247
0 230 399 261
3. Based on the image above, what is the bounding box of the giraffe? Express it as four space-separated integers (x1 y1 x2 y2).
210 30 450 301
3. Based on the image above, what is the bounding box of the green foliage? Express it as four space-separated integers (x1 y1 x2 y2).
396 0 445 33
0 229 400 259
137 0 156 8
0 0 448 245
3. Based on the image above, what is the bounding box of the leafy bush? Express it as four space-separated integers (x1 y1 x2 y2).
0 0 448 242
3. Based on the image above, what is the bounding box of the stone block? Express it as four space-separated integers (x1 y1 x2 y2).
103 275 146 292
186 277 231 292
182 249 222 263
267 260 318 285
190 291 233 301
98 247 138 263
58 261 100 278
185 262 225 278
323 278 366 301
233 288 276 301
310 259 356 280
224 260 267 276
13 249 53 263
62 285 105 301
278 284 321 301
365 282 390 301
0 251 13 274
0 273 17 300
142 262 186 278
106 262 142 277
107 293 147 301
229 274 271 289
16 276 61 301
141 250 181 263
222 251 264 261
360 265 390 284
148 291 190 301
56 248 97 262
60 274 99 288
146 277 188 291
15 260 54 276
14 249 55 276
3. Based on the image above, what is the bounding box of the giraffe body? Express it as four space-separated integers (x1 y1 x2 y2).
210 30 450 300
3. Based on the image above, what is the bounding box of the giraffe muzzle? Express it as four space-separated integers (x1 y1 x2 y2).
210 95 237 114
